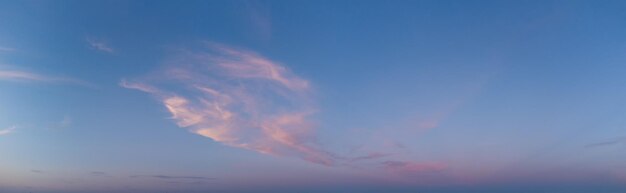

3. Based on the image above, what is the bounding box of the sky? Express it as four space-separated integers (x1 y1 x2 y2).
1 0 626 192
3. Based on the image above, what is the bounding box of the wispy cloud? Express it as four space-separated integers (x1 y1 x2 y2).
0 126 16 136
0 46 15 52
0 69 94 87
59 116 72 128
586 137 626 148
166 180 208 185
30 170 45 174
121 42 445 171
414 73 494 130
89 171 111 177
348 152 391 163
50 116 72 129
381 161 446 173
244 0 272 41
122 42 334 165
86 38 114 53
130 175 215 181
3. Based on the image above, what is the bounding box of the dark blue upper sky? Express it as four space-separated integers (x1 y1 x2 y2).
1 0 626 192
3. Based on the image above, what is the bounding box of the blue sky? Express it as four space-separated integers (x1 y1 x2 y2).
2 0 626 192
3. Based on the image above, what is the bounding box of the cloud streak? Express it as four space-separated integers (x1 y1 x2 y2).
86 38 114 53
586 137 626 148
348 152 392 163
0 46 15 52
381 161 447 173
0 69 93 87
130 175 215 181
89 171 110 177
0 126 16 136
122 42 334 165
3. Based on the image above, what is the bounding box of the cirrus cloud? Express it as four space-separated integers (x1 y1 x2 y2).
0 69 94 87
0 126 16 136
86 38 114 53
122 42 334 165
121 42 445 171
0 46 15 52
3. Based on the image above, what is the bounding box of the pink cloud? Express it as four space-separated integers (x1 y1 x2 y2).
122 42 447 170
121 43 333 165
